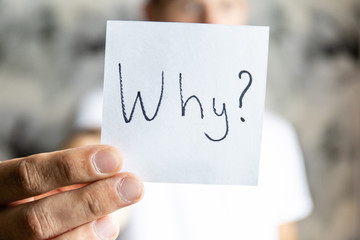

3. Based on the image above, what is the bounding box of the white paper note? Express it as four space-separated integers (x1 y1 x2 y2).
102 21 269 185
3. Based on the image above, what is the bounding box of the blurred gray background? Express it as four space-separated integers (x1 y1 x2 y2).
0 0 359 239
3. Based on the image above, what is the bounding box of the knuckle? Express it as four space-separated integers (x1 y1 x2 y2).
17 158 43 195
81 190 104 218
55 154 73 184
22 206 53 239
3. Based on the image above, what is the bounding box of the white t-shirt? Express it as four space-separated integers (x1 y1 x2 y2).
76 89 313 240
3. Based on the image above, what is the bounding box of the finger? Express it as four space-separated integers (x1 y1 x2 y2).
0 145 123 205
0 173 144 240
10 184 87 207
53 215 119 240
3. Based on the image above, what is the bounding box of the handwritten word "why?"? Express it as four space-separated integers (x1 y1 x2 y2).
118 63 252 142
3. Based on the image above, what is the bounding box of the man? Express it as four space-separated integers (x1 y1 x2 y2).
0 0 312 239
145 0 249 25
71 1 312 239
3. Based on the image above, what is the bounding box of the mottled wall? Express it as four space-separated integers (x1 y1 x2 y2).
0 0 144 158
249 1 360 239
0 0 359 239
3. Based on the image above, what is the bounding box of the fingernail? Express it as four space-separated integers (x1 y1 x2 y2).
93 216 119 240
117 176 144 203
92 150 120 174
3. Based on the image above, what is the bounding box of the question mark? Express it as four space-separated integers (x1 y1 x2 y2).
238 70 253 122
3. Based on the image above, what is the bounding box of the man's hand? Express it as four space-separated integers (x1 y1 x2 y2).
0 145 144 240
